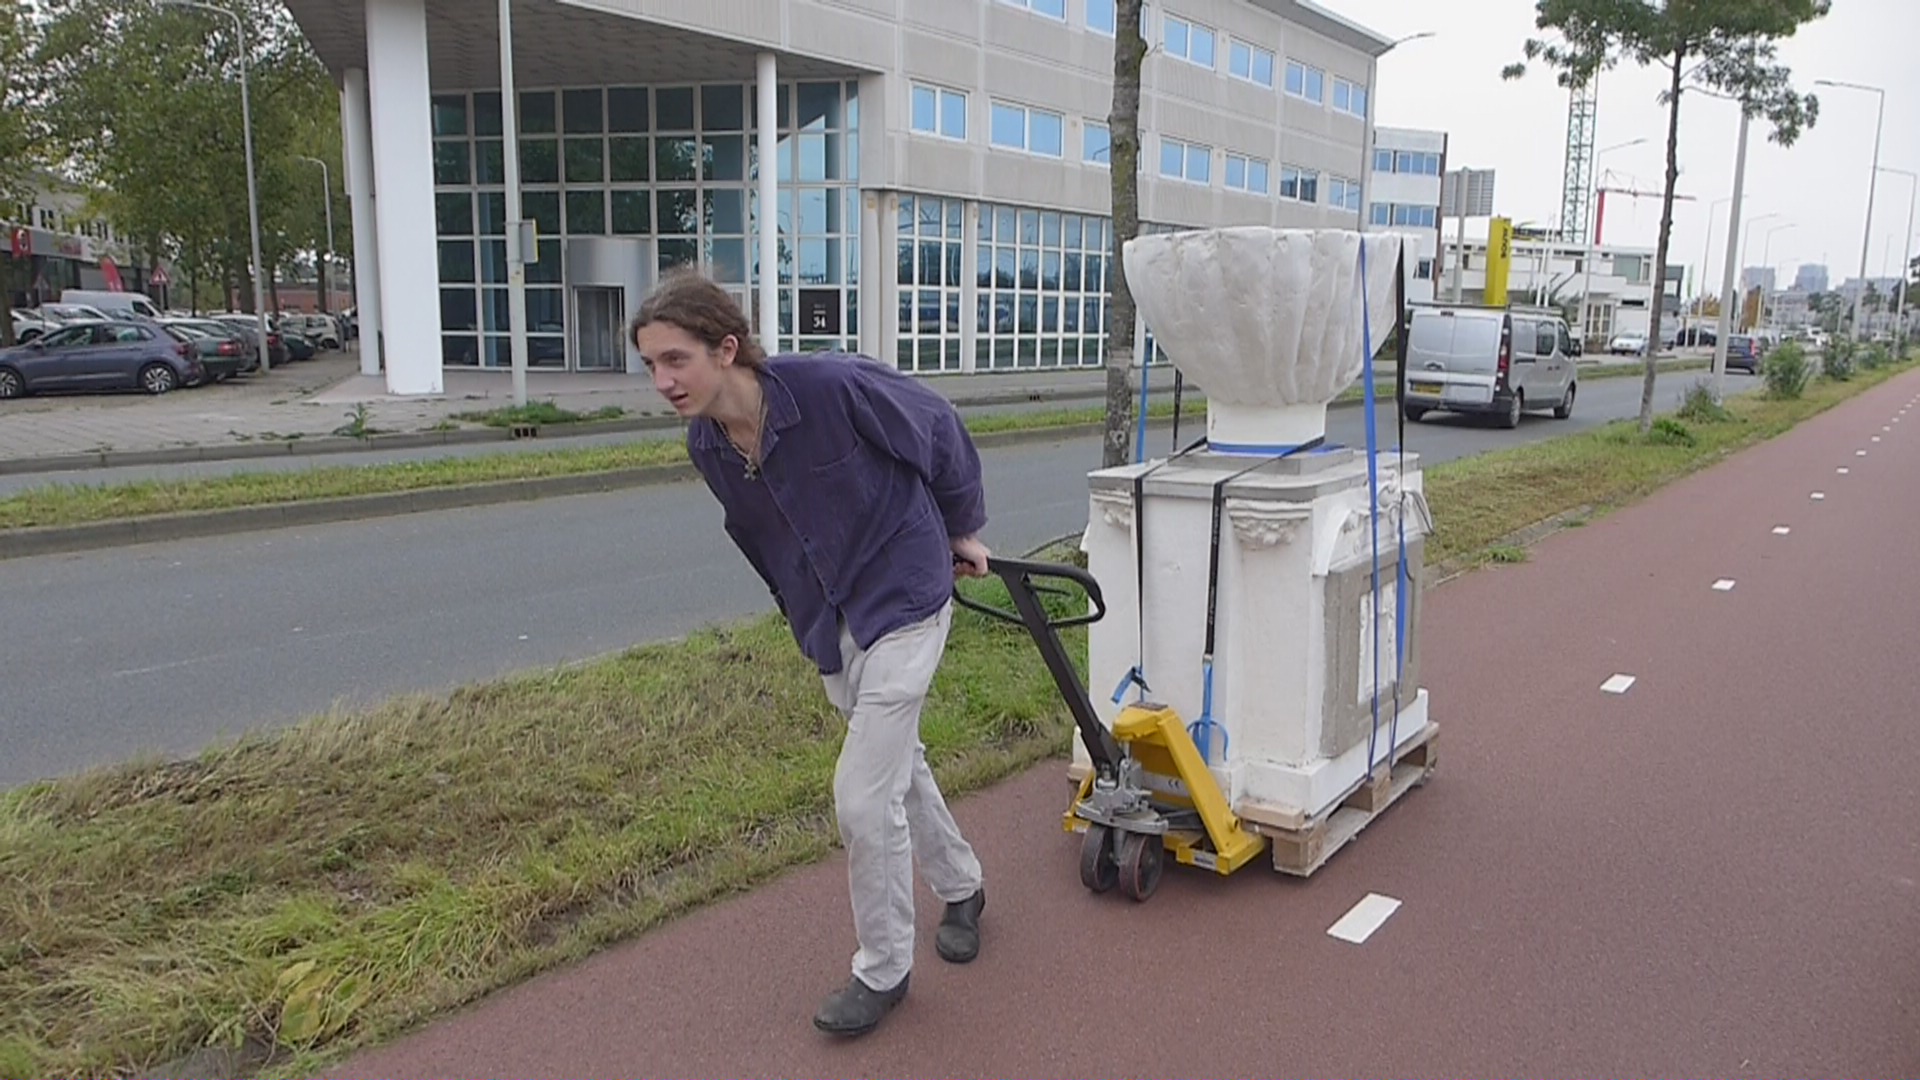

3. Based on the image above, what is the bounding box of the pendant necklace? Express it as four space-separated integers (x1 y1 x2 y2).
723 386 769 480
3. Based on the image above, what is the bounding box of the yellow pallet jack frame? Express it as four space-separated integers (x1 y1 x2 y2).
955 557 1268 902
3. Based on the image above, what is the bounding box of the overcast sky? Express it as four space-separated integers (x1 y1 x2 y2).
1335 0 1920 293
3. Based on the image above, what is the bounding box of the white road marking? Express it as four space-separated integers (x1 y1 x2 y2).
1773 526 1792 535
1327 893 1402 944
1838 467 1851 474
1602 673 1637 694
1811 492 1826 500
1872 435 1882 443
1857 450 1868 456
1713 579 1736 591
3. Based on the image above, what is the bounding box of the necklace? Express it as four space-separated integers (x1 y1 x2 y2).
721 383 769 479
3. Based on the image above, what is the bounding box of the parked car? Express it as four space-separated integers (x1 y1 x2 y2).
1608 333 1648 356
0 318 204 398
280 313 341 349
159 317 256 380
211 314 290 367
9 308 51 343
1401 305 1580 429
1724 334 1763 374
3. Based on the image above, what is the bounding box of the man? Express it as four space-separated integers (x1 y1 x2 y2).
630 270 991 1037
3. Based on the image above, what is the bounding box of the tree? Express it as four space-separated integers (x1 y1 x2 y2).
1102 0 1146 468
0 5 46 345
1504 0 1828 433
36 0 340 314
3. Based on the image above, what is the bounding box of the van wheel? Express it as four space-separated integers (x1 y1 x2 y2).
1403 405 1428 423
1554 384 1576 420
1499 391 1523 429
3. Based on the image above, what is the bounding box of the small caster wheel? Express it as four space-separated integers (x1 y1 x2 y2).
1079 824 1118 893
1116 831 1164 902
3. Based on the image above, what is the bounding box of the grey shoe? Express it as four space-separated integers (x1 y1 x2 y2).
935 887 985 963
812 973 909 1036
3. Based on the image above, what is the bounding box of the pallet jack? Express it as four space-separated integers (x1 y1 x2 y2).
954 557 1268 903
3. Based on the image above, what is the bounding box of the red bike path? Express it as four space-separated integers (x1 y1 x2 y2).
332 369 1920 1079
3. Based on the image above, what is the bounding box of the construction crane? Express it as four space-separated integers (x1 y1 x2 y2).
1561 82 1599 244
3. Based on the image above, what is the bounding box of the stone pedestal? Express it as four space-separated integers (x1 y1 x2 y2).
1078 445 1433 823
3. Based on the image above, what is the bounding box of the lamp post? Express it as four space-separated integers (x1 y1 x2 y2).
1758 222 1794 332
1815 78 1885 342
1731 211 1782 334
158 0 269 372
296 155 335 314
1874 166 1916 349
1695 195 1731 334
498 0 530 407
1578 136 1648 350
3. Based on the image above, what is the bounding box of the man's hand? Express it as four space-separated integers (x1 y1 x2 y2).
950 534 991 579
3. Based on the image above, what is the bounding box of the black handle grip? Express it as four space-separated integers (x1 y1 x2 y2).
953 556 1106 629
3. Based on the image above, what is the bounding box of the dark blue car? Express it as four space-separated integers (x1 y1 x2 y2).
0 318 204 398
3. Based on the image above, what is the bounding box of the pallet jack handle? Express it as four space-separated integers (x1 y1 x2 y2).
953 557 1127 777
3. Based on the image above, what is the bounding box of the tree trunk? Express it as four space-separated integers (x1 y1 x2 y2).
1103 0 1147 469
267 259 280 316
1638 49 1687 434
0 256 15 348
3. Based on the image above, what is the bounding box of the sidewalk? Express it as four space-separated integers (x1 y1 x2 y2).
0 348 1184 474
327 369 1920 1077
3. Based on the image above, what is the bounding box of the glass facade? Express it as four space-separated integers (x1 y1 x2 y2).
430 79 861 368
975 203 1112 370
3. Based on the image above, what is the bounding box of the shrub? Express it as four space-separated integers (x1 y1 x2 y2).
1861 342 1891 371
1677 380 1735 424
1648 416 1697 447
1822 338 1855 381
1764 342 1813 399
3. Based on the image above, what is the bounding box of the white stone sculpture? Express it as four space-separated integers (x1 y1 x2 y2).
1121 227 1405 452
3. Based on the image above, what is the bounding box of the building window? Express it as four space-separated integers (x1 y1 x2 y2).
1333 77 1368 118
1159 137 1210 184
1280 164 1318 203
1415 258 1434 280
1328 176 1361 213
999 0 1066 19
1390 149 1441 175
991 101 1064 157
911 83 967 140
977 204 1111 371
1163 14 1215 69
1225 152 1270 195
1387 204 1437 228
1084 121 1111 166
1285 60 1324 103
897 195 965 374
1373 148 1393 173
1370 202 1390 226
1229 39 1275 87
1086 0 1115 34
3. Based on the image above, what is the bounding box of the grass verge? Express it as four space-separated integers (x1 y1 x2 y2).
451 401 628 428
5 356 1888 1080
0 358 1694 533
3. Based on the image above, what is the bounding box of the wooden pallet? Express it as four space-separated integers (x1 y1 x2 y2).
1236 723 1438 877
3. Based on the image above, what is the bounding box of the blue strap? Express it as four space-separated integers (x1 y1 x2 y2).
1359 240 1384 783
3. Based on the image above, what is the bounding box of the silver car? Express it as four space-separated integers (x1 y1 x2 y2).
1400 305 1580 429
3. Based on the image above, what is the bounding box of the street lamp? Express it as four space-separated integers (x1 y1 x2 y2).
497 0 530 407
1757 222 1795 331
1874 165 1916 347
296 155 335 315
157 0 269 372
1815 78 1885 341
1578 137 1649 348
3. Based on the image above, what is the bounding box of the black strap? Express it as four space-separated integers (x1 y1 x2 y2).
1202 436 1327 663
1170 370 1186 453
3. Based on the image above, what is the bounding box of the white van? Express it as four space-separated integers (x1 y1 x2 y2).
60 289 164 320
1400 304 1580 429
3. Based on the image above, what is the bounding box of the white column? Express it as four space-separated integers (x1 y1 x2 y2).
756 51 779 354
365 0 443 395
859 189 883 357
340 68 383 376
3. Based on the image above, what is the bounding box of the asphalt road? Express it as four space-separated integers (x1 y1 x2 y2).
0 372 1755 786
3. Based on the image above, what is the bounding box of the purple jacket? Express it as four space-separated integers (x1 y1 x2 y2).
686 352 988 675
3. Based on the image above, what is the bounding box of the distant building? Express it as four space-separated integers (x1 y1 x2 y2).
1365 126 1446 303
1741 267 1776 294
2 171 161 307
1792 263 1828 293
1441 232 1681 346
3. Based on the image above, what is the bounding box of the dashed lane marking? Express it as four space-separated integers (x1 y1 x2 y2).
1602 674 1637 694
1773 526 1792 535
1713 579 1736 591
1327 893 1402 945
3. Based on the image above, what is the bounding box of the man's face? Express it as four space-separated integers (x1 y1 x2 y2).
636 321 735 418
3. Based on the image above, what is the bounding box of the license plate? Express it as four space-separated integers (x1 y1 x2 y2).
1410 381 1442 395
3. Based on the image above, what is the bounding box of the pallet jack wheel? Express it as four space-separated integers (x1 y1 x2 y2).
1079 824 1119 893
1115 830 1164 902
